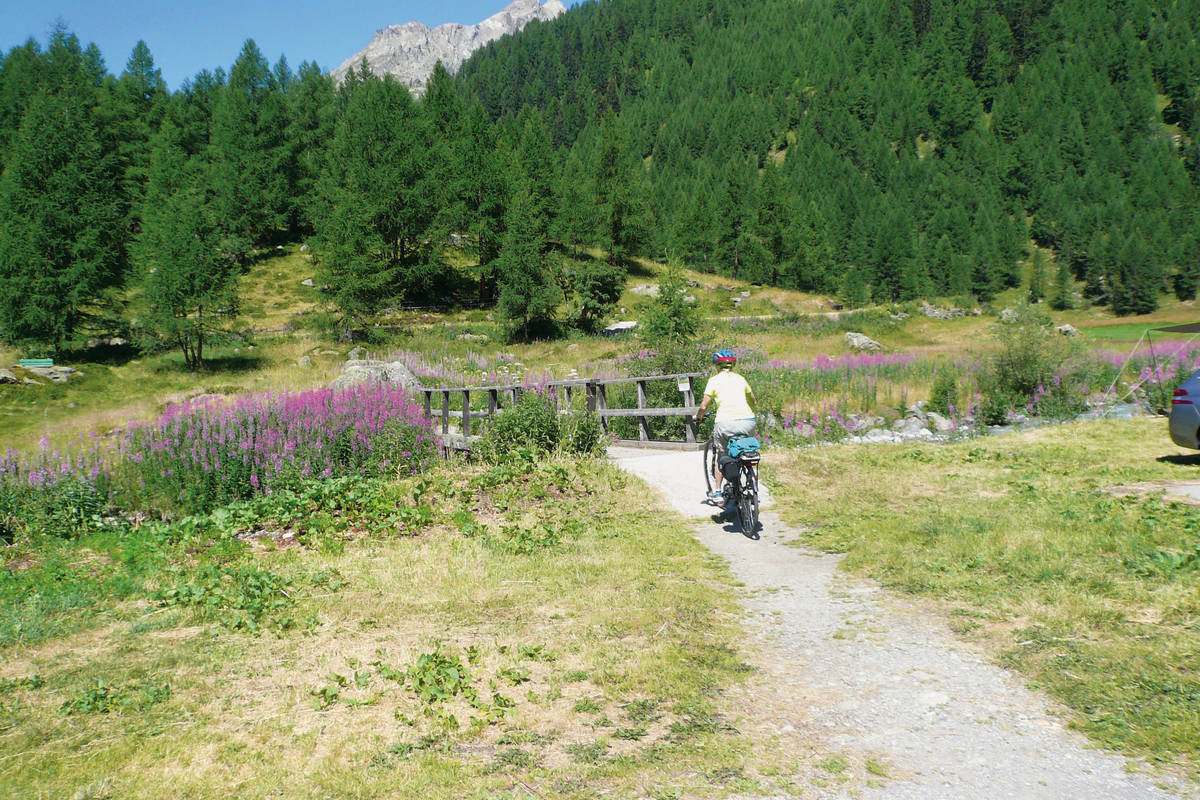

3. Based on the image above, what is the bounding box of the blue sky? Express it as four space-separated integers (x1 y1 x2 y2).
0 0 573 90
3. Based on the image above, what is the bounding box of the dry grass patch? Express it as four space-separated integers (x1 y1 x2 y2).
1 460 764 799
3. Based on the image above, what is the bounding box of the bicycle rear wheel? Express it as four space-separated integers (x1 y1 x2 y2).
703 437 717 495
736 464 760 533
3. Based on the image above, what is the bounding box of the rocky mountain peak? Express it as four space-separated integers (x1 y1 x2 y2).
330 0 566 94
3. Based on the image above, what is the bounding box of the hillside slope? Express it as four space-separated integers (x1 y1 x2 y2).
457 0 1200 312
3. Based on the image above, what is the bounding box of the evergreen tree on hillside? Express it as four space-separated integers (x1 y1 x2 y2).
423 62 467 241
311 73 437 323
134 121 238 370
1109 232 1160 315
497 180 559 341
1050 251 1075 310
287 61 335 233
593 113 645 265
0 38 44 175
209 40 293 251
458 102 508 302
553 150 597 257
110 41 169 233
0 84 124 350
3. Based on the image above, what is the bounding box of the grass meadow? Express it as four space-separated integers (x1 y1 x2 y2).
770 418 1200 778
0 459 776 799
4 246 1200 791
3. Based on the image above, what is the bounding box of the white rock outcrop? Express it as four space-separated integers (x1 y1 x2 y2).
330 0 567 94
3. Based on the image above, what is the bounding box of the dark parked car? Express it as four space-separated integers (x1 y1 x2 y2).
1169 370 1200 449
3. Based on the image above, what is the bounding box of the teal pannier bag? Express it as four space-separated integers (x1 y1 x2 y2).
728 437 760 458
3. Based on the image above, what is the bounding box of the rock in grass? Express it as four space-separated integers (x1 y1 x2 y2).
1055 324 1079 336
927 412 956 432
24 365 76 383
851 428 902 444
331 359 421 392
893 416 929 436
846 332 882 351
0 368 17 384
297 356 313 368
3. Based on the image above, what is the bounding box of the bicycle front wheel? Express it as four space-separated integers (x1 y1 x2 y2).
703 437 717 495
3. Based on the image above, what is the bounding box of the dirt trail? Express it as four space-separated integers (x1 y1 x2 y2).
610 446 1193 800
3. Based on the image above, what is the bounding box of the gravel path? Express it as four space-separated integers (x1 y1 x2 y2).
610 446 1194 800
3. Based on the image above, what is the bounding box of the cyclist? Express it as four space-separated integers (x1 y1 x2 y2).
694 349 757 501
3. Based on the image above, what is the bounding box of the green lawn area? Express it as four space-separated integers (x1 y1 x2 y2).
0 459 771 799
770 417 1200 778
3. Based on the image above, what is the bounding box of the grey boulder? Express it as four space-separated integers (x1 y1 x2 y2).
846 332 882 351
25 365 77 383
926 411 956 433
331 360 422 392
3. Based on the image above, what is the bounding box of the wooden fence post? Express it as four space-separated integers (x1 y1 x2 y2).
423 390 432 421
461 389 471 438
597 383 609 433
636 379 649 442
684 376 697 443
441 390 450 436
488 389 498 417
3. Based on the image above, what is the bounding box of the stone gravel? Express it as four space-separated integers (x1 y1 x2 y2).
610 446 1195 800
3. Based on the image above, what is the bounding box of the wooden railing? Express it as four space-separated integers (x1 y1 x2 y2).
421 372 705 452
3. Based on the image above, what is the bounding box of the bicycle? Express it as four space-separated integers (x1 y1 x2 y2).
703 435 761 534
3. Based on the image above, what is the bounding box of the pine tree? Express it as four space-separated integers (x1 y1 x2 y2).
209 40 291 250
497 181 560 341
458 102 508 303
1027 247 1047 303
311 73 436 323
134 121 238 370
1109 232 1160 315
1050 251 1075 310
0 85 124 351
593 113 644 265
111 40 168 226
287 61 335 233
553 150 596 257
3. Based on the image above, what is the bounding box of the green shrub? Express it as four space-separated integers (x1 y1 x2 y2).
927 367 961 416
560 401 607 457
641 267 699 345
976 305 1090 421
480 392 560 458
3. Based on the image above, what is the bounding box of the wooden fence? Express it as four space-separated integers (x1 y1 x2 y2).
421 372 705 453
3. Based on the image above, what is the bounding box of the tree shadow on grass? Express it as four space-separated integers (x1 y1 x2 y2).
59 341 139 367
200 354 265 374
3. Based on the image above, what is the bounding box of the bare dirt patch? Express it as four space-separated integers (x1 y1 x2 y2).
1105 479 1200 506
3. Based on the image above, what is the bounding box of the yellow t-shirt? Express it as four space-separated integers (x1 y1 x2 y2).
702 371 755 422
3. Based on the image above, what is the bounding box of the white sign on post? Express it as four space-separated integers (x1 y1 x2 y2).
677 379 690 393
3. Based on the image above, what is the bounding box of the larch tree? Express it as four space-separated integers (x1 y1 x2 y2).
0 82 124 351
134 120 238 370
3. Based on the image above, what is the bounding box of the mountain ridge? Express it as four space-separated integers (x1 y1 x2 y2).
329 0 566 93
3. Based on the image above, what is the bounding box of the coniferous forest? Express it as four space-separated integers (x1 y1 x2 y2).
1 0 1199 355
